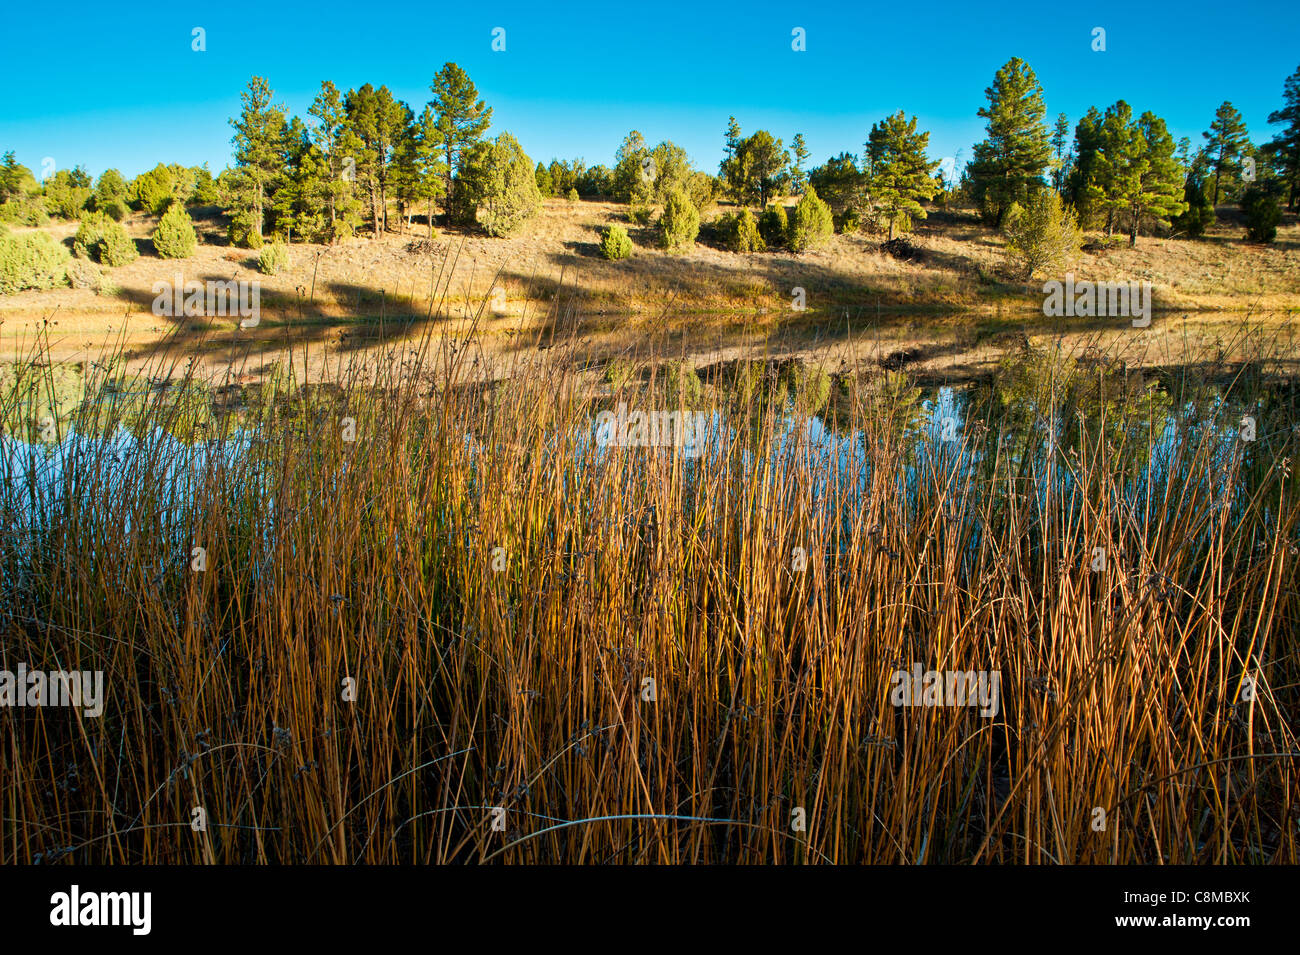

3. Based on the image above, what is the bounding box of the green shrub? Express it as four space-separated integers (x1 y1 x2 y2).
0 231 70 294
604 357 637 389
599 224 633 260
628 205 652 225
758 204 788 249
128 164 192 215
43 170 91 220
836 209 861 234
98 198 128 222
1241 186 1282 243
729 208 765 252
779 361 831 415
662 360 704 407
1002 191 1081 279
658 187 699 252
99 224 139 267
0 197 48 226
566 188 579 202
91 169 128 211
152 203 197 259
73 212 138 266
258 242 288 275
787 186 834 252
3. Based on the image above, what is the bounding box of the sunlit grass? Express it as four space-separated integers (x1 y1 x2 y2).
1 315 1296 864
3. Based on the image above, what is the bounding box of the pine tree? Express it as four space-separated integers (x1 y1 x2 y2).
0 152 35 202
865 111 939 240
431 63 492 221
613 130 649 204
229 77 288 245
969 58 1052 227
308 81 364 240
736 131 789 207
1065 106 1104 226
392 105 446 237
1051 113 1070 193
1202 101 1251 205
270 116 331 241
1083 101 1140 237
1125 112 1187 245
791 133 810 195
345 84 413 237
1266 64 1300 210
720 118 744 202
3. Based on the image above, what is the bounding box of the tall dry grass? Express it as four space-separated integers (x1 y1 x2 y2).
0 312 1296 864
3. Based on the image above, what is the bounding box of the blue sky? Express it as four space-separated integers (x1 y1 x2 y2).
1 1 1296 181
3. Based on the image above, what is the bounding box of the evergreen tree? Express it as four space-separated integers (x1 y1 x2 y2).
270 116 331 241
808 153 866 217
786 185 833 252
392 105 446 237
90 169 127 216
152 202 198 258
865 111 939 240
229 77 288 245
658 186 699 251
1050 112 1070 193
308 80 364 240
736 131 789 207
455 132 541 237
720 117 744 202
0 152 36 202
345 84 412 237
535 162 553 197
1125 111 1187 245
1266 64 1300 210
790 133 810 195
1083 101 1140 237
1003 190 1081 279
612 130 649 204
1065 106 1104 226
1241 184 1282 241
430 63 492 221
1202 101 1251 205
969 57 1052 227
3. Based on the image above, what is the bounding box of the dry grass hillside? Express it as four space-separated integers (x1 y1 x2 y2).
1 197 1296 383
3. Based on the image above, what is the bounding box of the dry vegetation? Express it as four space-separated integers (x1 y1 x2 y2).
3 197 1298 331
0 314 1297 863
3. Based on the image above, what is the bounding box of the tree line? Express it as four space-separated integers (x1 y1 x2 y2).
1 59 1297 253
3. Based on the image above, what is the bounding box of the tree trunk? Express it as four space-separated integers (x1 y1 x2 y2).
428 197 434 238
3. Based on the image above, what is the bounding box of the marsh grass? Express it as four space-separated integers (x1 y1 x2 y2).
0 308 1297 864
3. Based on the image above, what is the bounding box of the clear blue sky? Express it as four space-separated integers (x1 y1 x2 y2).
1 0 1296 181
